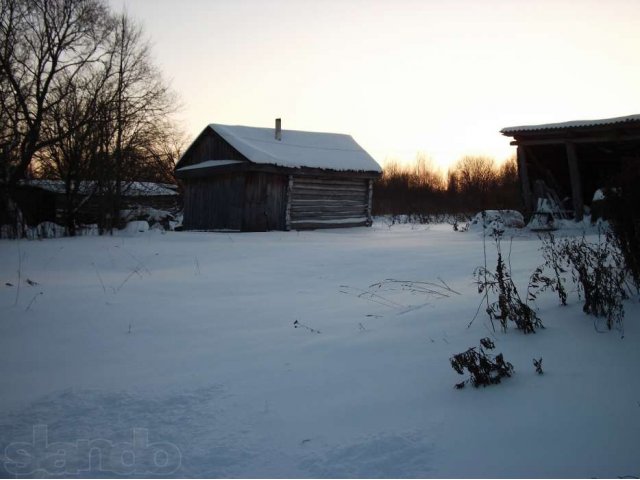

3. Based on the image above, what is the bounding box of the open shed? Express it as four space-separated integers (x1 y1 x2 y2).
501 114 640 220
175 120 382 231
4 180 179 226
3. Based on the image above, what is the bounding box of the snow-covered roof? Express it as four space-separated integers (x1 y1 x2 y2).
202 124 381 173
501 113 640 135
22 180 178 196
176 160 243 172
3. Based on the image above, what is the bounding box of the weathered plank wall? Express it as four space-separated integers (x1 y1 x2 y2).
122 195 179 212
181 129 249 167
289 176 369 229
242 173 287 231
3 186 57 226
183 174 244 230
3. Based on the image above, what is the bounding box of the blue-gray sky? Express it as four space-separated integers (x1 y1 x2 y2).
108 0 640 169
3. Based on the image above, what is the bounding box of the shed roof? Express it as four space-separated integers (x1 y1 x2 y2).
180 124 382 173
177 160 243 172
501 113 640 135
21 180 178 196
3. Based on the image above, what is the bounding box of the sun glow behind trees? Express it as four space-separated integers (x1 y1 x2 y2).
107 0 640 171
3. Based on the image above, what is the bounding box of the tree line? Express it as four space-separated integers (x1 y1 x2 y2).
1 0 182 236
373 153 521 217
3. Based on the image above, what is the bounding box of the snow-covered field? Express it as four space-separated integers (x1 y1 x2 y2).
1 221 638 478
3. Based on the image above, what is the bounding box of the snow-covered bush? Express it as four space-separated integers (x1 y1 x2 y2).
530 233 568 307
2 221 74 239
120 206 177 231
476 227 630 335
24 222 66 239
123 221 150 234
378 213 463 228
533 357 544 375
556 233 628 332
468 210 525 233
473 231 543 334
529 228 630 332
450 337 514 388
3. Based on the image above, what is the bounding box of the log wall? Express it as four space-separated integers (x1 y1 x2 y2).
182 171 377 231
289 176 370 229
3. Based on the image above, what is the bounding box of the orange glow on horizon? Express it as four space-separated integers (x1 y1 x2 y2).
109 0 640 170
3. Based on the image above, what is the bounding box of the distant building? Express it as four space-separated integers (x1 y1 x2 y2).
175 120 382 231
501 113 640 220
6 180 179 226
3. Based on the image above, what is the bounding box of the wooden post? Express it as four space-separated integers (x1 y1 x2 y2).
366 179 373 226
285 175 293 230
516 146 533 217
565 142 584 221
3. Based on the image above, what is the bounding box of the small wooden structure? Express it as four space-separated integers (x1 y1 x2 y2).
13 180 179 225
175 121 382 231
501 114 640 220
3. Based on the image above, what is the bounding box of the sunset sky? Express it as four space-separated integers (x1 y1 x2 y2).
108 0 640 170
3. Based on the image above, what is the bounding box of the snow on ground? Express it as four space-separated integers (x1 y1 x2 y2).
0 221 638 478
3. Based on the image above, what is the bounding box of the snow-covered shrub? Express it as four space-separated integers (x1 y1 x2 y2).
557 233 628 332
123 221 150 234
450 214 471 232
529 233 568 306
468 210 525 233
120 206 176 231
379 213 460 228
24 222 66 239
450 337 514 388
474 231 543 334
533 357 544 375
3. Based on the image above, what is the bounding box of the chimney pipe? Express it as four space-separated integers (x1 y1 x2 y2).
275 118 282 141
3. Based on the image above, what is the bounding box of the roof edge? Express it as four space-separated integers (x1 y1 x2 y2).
501 113 640 135
175 125 216 170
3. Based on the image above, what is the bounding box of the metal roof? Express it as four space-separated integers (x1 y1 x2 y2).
501 113 640 135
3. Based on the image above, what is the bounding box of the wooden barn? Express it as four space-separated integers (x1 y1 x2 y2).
501 114 640 220
175 120 382 231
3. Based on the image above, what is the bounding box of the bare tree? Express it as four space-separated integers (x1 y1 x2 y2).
0 0 112 184
1 2 182 236
136 121 186 184
0 68 20 177
453 155 497 193
375 154 520 216
0 0 113 235
449 155 498 209
36 72 113 235
93 12 178 231
411 152 445 190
